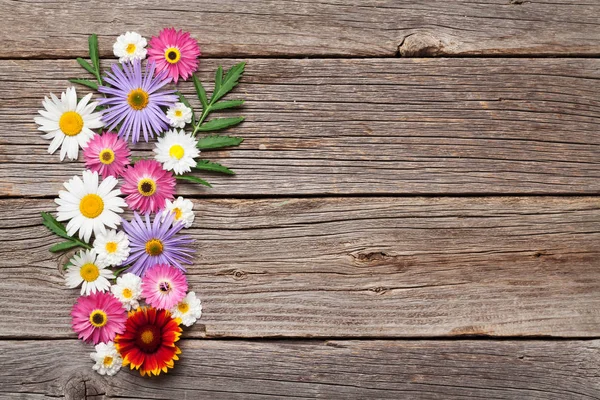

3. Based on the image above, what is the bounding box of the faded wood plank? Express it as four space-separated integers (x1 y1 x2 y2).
1 58 600 197
1 339 599 399
1 197 599 338
1 0 600 57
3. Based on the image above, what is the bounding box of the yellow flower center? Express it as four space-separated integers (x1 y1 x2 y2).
177 302 189 313
59 111 84 136
126 43 136 54
103 356 114 367
89 310 107 328
164 47 181 64
80 263 100 282
169 144 185 160
127 88 149 111
122 288 133 299
79 194 104 219
174 110 182 117
173 207 182 220
105 241 118 253
99 148 115 165
137 178 156 196
140 329 155 344
145 239 163 256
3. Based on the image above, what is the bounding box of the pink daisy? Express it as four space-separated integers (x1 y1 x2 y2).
121 159 176 214
83 132 131 178
142 264 188 310
71 291 127 344
148 28 201 83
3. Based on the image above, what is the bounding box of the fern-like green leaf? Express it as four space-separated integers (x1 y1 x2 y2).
197 117 244 132
211 100 245 110
69 78 98 91
175 175 213 187
50 241 82 253
196 135 244 150
194 160 235 175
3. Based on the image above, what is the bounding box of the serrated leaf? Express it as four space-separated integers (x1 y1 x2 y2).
194 159 235 175
211 100 245 111
175 175 213 187
211 62 245 103
197 117 244 132
176 91 196 125
50 241 81 253
196 135 244 150
76 58 96 75
192 74 208 110
213 66 223 100
41 212 71 241
69 78 98 91
88 34 100 72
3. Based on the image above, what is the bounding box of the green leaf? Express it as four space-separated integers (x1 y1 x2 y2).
69 78 98 91
175 175 213 187
192 74 208 110
76 57 96 75
197 117 244 132
211 62 245 103
194 159 235 175
88 34 100 72
41 212 71 241
213 66 223 100
50 241 81 253
197 135 244 150
176 91 196 125
211 100 245 111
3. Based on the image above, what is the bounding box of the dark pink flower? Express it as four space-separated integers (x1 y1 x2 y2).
83 132 131 178
71 292 127 344
147 28 201 83
121 159 176 214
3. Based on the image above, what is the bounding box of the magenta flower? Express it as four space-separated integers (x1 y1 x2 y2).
83 132 131 178
71 292 127 344
121 159 175 214
142 264 188 310
148 28 201 83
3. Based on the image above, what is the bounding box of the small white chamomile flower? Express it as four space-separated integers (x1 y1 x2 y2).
170 291 202 327
113 32 147 63
66 249 113 295
153 129 199 175
93 229 130 266
111 273 142 311
166 102 193 128
161 196 195 228
91 341 122 376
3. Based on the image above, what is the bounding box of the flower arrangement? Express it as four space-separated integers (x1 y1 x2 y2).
35 29 246 377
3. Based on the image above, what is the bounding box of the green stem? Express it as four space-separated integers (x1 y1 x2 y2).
113 265 130 278
192 105 212 136
77 240 93 250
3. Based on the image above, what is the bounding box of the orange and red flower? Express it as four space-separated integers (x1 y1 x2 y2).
114 307 182 376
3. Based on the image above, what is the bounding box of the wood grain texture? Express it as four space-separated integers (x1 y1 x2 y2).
1 197 599 339
1 339 599 399
1 0 600 57
2 58 600 197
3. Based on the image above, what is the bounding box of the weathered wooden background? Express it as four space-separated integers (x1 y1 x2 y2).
1 0 599 398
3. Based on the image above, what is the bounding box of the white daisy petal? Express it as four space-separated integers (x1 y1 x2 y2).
113 31 148 63
153 128 200 175
91 342 122 376
110 273 141 310
170 291 202 327
65 249 113 295
161 196 195 228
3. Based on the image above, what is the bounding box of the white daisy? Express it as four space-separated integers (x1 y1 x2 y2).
111 273 142 311
166 102 193 128
65 249 113 295
34 87 104 161
90 342 122 376
153 129 199 175
161 196 195 228
113 31 147 63
170 291 202 327
93 229 130 266
55 170 126 243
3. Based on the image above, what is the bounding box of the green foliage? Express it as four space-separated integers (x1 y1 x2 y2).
41 212 91 252
194 160 235 175
196 135 244 150
175 175 213 187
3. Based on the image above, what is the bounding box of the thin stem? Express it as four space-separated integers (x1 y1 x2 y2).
192 105 212 136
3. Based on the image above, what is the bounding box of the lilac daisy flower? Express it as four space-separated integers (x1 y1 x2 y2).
98 60 178 143
121 212 194 276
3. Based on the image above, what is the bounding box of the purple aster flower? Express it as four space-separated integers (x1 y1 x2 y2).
98 60 178 144
121 212 194 276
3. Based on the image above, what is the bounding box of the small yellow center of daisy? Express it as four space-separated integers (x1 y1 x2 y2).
137 178 157 196
174 110 183 117
177 302 189 313
103 356 114 367
89 310 108 328
79 194 104 219
127 88 149 111
145 239 164 256
169 144 185 160
140 329 155 344
59 111 84 136
173 207 182 220
105 241 118 253
164 47 181 64
80 263 100 282
99 148 115 165
122 288 133 299
126 43 136 54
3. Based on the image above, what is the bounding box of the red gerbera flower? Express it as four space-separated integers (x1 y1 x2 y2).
114 307 182 376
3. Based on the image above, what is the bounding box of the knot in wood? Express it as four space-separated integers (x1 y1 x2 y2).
63 373 105 400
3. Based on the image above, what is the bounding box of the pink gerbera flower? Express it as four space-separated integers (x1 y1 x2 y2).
121 159 176 214
142 264 188 310
71 291 127 344
148 28 201 83
83 132 131 178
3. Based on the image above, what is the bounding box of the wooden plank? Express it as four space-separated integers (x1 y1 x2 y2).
1 1 600 57
1 339 599 399
2 58 600 197
1 197 599 339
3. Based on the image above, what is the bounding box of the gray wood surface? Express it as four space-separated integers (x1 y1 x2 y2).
2 58 600 197
1 0 600 58
1 339 598 399
2 197 599 339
